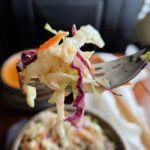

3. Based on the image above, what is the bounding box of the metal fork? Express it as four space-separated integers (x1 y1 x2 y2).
29 47 149 91
92 47 150 89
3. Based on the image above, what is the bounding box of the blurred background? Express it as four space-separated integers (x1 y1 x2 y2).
0 0 150 65
0 0 150 149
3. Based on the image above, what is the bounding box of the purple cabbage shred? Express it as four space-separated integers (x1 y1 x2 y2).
21 49 37 68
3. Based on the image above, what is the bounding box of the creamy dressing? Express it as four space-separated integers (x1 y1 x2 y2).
20 111 115 150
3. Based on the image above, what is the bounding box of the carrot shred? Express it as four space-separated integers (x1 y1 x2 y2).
22 136 28 150
33 144 40 150
90 54 104 64
64 92 70 97
76 128 95 142
90 66 95 74
37 32 68 53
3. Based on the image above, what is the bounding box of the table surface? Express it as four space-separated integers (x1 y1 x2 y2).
0 64 150 148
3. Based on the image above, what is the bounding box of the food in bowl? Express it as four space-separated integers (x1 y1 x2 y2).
13 108 125 150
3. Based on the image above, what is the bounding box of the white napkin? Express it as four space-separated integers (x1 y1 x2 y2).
85 52 149 150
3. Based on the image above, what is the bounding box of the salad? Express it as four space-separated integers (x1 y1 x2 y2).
18 110 115 150
16 24 114 149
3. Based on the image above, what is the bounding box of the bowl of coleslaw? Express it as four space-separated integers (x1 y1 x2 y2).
12 106 125 150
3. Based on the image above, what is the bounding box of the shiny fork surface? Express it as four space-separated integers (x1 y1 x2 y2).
92 48 149 89
29 48 150 91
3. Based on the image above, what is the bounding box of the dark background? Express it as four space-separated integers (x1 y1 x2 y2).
0 0 149 149
0 0 143 64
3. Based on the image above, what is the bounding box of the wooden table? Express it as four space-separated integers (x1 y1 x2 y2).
0 65 150 148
